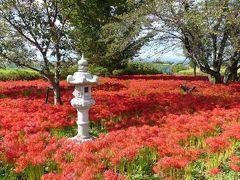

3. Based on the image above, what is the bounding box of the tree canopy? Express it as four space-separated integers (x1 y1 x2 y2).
67 0 154 73
0 0 76 104
126 0 240 83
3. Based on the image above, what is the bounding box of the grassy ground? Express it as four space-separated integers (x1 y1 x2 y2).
177 67 240 76
176 68 206 76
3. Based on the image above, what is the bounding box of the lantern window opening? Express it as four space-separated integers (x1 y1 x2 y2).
84 87 89 93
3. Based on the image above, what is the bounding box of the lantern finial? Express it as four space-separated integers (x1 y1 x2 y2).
78 54 88 72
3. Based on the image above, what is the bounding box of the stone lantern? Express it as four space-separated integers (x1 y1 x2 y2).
67 55 98 143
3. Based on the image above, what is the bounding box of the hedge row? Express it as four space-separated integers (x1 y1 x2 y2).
0 69 42 81
0 61 192 81
112 61 160 76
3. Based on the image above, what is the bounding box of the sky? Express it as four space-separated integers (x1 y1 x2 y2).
134 29 186 63
136 44 186 63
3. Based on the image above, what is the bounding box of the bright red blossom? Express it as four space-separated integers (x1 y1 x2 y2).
209 168 221 175
153 156 189 172
103 170 126 180
0 75 240 178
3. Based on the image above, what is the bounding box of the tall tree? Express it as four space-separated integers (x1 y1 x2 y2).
222 3 240 83
129 0 240 83
68 0 153 74
0 0 75 104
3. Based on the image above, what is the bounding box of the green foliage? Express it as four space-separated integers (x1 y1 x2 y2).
177 67 232 76
64 153 75 163
0 160 24 179
60 64 78 80
152 60 174 65
112 61 160 76
114 147 158 179
60 64 109 79
68 0 152 73
44 160 60 174
0 0 75 71
24 165 45 180
88 65 109 77
112 0 240 83
177 68 206 76
89 122 108 137
0 0 77 104
172 64 189 73
60 61 161 77
0 69 42 81
49 125 77 139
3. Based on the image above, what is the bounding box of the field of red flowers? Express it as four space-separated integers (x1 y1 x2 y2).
0 75 240 179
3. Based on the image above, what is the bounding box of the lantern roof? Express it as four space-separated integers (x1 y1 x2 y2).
67 54 98 85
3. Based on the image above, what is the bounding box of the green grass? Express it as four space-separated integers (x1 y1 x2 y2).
177 67 240 76
176 67 240 76
0 160 24 180
176 68 207 76
0 68 42 81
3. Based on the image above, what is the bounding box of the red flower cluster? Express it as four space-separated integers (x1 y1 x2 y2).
205 136 230 153
229 156 240 172
0 75 240 179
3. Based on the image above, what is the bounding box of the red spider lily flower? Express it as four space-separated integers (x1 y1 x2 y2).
229 156 240 163
0 76 240 178
229 163 240 172
78 167 96 180
205 136 230 153
103 170 126 180
209 168 221 175
153 156 189 173
41 173 61 180
14 158 28 173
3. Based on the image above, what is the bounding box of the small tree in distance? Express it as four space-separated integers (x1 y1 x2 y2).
0 0 76 104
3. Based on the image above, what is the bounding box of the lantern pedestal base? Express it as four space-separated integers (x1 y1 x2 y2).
69 135 95 144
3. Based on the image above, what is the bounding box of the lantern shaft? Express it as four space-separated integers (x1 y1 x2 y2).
77 110 90 138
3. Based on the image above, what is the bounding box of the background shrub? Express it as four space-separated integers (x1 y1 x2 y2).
0 69 42 81
60 64 109 79
172 64 189 73
88 65 109 77
60 64 78 80
60 61 159 78
112 61 160 76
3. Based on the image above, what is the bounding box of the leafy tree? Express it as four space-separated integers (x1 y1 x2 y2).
131 0 240 83
0 0 76 104
68 0 154 74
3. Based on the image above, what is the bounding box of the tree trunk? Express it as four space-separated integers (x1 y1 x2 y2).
208 73 222 84
231 69 238 81
198 63 222 84
223 59 238 84
193 64 196 77
230 61 238 81
214 74 222 84
53 52 62 105
52 82 61 105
